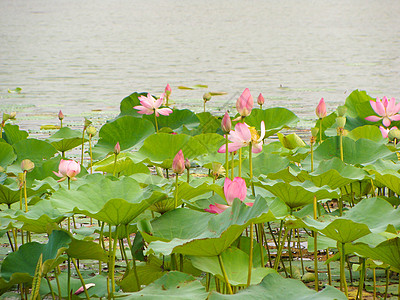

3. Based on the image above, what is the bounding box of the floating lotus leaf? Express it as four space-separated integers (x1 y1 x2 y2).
347 125 384 142
314 136 396 165
2 124 28 145
255 179 339 210
93 153 149 175
0 230 71 285
119 271 208 300
143 109 199 131
46 127 86 153
135 133 207 169
143 198 286 257
92 116 155 160
209 272 346 300
298 157 369 189
12 139 58 166
0 142 16 169
243 108 299 138
50 176 164 225
189 247 275 286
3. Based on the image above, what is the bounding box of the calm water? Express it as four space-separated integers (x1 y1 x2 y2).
1 0 400 131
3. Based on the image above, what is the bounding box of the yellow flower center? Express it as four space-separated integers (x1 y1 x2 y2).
249 127 259 143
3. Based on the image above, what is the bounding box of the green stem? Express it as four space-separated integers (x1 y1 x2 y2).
314 232 319 291
81 129 85 164
68 177 71 190
249 143 255 196
154 113 159 133
247 223 254 287
326 249 332 285
186 169 190 183
175 174 179 208
297 229 304 274
319 118 323 144
311 143 314 172
109 225 118 297
45 275 56 300
258 224 264 267
358 257 365 300
67 257 71 300
203 100 206 113
23 171 28 212
126 227 140 290
71 258 90 300
218 254 233 294
225 134 229 177
340 132 344 161
89 136 93 174
230 152 234 180
238 148 242 177
339 242 348 297
113 154 118 177
373 268 376 300
54 269 62 298
274 227 289 271
60 120 63 128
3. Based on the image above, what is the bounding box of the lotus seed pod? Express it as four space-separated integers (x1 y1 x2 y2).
336 116 346 128
86 125 97 137
203 92 212 102
21 159 35 172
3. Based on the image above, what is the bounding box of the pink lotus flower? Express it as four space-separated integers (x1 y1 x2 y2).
53 159 81 182
257 93 265 106
172 150 185 174
205 177 253 214
379 126 398 138
133 93 173 117
236 88 253 117
365 97 400 127
221 111 232 133
315 98 327 119
218 121 265 153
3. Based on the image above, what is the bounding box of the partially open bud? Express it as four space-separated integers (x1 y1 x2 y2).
336 116 346 129
388 129 400 141
203 92 212 102
311 127 319 137
58 110 64 121
86 126 97 137
185 158 190 170
172 150 185 174
315 98 327 119
21 159 35 172
337 106 347 117
236 88 253 117
114 142 120 155
221 112 232 133
257 93 265 106
165 84 171 97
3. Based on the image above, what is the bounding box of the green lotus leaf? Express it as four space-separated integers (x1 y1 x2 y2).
93 153 150 175
298 157 369 189
39 272 108 298
364 159 400 173
143 197 286 256
243 108 299 138
190 133 226 166
349 237 400 273
314 136 396 165
369 170 400 195
46 127 86 153
1 124 28 145
190 112 221 135
118 92 147 116
190 247 275 286
234 236 268 268
347 125 384 142
119 271 208 300
0 230 71 285
344 90 374 119
209 272 346 299
277 133 306 150
135 133 207 169
243 153 290 178
12 139 58 166
265 166 302 183
255 179 339 210
314 112 337 143
66 237 108 262
50 176 164 225
143 109 199 131
0 142 16 169
92 115 155 160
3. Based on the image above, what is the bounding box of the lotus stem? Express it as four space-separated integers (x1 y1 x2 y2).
154 113 159 133
259 104 262 109
174 173 179 208
311 142 314 172
12 228 18 251
125 226 140 290
81 129 85 164
60 119 63 128
262 226 273 267
19 182 23 210
313 196 319 291
180 254 184 272
339 242 348 297
373 268 376 300
384 268 389 300
109 225 119 297
23 171 28 212
319 118 323 144
274 226 289 271
225 134 229 178
218 254 233 294
238 148 242 177
67 257 71 300
186 168 190 183
6 231 14 252
89 135 93 174
326 248 332 285
45 275 56 300
288 229 293 278
230 152 234 179
258 224 264 267
247 222 254 287
203 100 206 113
357 257 365 300
113 153 118 177
249 143 255 196
339 131 344 161
71 258 90 300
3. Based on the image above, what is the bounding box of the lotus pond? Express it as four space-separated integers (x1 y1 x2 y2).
1 88 400 299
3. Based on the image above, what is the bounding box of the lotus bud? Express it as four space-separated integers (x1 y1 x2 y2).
311 127 319 137
257 93 265 106
221 112 232 133
9 112 16 120
84 117 92 129
172 149 185 174
21 159 35 172
58 110 64 121
236 88 254 117
86 125 97 137
337 106 347 117
203 92 212 102
315 98 327 119
388 129 400 141
165 84 172 97
114 142 120 155
185 158 190 170
336 116 346 129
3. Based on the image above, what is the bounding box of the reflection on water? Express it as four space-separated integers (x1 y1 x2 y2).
1 0 400 130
